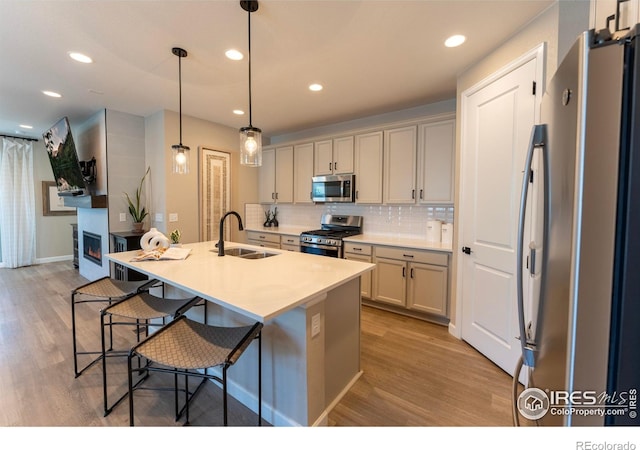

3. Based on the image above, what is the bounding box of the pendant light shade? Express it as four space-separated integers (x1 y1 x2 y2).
239 0 262 167
172 47 190 174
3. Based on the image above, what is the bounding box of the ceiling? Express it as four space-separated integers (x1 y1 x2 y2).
0 0 554 141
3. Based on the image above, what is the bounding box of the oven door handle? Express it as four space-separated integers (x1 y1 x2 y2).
300 242 341 252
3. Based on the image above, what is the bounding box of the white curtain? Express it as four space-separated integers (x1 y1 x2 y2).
0 138 36 268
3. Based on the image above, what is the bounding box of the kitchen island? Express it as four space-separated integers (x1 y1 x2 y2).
106 241 374 426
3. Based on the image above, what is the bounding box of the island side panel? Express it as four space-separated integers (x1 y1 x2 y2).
323 278 361 409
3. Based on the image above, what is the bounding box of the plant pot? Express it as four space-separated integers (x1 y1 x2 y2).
170 243 182 248
132 222 144 233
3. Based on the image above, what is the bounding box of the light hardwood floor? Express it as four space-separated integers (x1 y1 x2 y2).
0 262 515 427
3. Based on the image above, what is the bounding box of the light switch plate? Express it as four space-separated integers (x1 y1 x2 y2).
169 213 178 222
119 213 126 222
155 213 163 222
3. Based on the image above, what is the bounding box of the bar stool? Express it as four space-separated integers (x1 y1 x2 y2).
71 276 156 377
127 316 263 426
100 292 202 416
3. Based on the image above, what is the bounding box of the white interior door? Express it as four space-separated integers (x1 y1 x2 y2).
459 47 543 376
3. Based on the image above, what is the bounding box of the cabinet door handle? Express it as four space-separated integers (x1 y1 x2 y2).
411 189 415 199
403 254 414 258
355 190 359 200
259 235 266 239
402 267 406 278
420 189 424 200
353 247 362 251
334 162 337 171
329 162 332 171
276 192 279 200
410 268 414 278
272 192 275 199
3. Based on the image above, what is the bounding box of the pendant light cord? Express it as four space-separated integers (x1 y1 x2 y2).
178 52 184 145
248 5 253 128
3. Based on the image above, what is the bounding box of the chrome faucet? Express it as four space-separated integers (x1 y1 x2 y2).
218 211 244 256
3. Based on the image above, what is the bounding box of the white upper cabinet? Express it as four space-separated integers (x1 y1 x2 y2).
332 136 355 174
314 140 333 175
354 131 384 204
294 142 314 203
383 125 418 204
258 148 276 204
417 119 455 204
258 146 294 204
314 136 354 176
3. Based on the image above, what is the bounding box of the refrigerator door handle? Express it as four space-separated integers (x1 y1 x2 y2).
517 124 547 368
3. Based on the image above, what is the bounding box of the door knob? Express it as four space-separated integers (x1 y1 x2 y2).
462 246 472 255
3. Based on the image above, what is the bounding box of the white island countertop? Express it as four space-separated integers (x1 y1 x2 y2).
106 241 374 322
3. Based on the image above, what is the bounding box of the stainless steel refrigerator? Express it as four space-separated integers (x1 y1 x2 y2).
514 25 640 426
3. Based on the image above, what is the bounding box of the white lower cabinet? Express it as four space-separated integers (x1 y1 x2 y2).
372 246 448 317
246 231 281 249
280 235 300 252
343 243 372 299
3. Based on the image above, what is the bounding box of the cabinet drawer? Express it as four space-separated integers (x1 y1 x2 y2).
375 246 448 266
246 231 281 244
280 235 300 246
344 243 372 256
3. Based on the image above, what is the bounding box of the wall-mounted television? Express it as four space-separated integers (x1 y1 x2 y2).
43 117 91 196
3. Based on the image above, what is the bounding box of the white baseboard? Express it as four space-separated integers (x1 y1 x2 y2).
448 321 461 339
0 255 73 268
36 255 73 264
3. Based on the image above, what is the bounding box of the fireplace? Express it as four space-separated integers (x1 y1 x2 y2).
83 231 102 266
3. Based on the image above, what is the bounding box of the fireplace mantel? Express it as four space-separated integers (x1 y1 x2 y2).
63 195 107 209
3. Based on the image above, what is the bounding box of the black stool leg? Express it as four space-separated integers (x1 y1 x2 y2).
258 332 262 426
128 353 135 426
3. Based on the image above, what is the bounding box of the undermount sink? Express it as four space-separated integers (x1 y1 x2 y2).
216 247 278 259
223 247 257 257
240 251 277 259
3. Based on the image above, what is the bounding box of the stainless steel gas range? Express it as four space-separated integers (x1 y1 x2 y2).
300 214 363 258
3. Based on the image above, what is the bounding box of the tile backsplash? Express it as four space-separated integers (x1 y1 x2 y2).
245 203 454 239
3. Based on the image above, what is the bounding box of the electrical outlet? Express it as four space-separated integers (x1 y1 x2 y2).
155 213 163 222
119 213 126 222
169 213 178 222
311 313 321 338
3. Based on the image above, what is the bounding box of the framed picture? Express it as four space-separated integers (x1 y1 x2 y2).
42 181 76 216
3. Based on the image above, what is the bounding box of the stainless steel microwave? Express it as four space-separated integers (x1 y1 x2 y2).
311 174 355 203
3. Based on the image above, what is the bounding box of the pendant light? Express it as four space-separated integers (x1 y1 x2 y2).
171 47 190 174
239 0 262 167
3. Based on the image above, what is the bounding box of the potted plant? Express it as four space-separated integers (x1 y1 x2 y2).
124 166 150 233
169 229 182 247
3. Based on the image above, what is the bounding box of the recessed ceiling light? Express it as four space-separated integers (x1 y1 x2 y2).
42 90 62 98
19 124 33 129
233 109 245 115
445 35 466 48
309 83 323 92
68 51 93 63
225 49 244 61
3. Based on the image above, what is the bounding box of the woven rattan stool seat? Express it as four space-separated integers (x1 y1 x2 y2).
128 316 263 426
73 277 151 299
134 318 257 370
72 276 156 378
104 293 197 321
